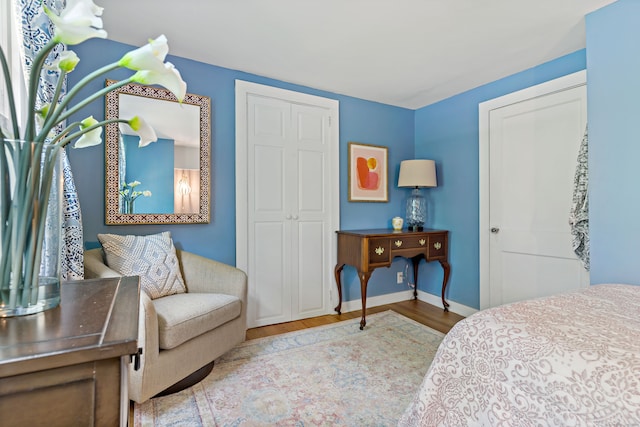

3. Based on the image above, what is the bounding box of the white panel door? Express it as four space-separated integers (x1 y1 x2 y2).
292 104 330 319
480 72 589 309
238 82 339 328
248 97 291 324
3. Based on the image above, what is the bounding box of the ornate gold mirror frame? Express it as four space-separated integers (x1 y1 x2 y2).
104 80 211 224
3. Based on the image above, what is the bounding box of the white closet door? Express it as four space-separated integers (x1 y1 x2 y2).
248 95 291 325
237 81 339 328
291 103 331 320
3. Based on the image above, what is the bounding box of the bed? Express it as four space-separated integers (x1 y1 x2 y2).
398 284 640 426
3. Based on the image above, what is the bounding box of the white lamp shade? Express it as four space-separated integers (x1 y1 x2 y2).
398 159 437 188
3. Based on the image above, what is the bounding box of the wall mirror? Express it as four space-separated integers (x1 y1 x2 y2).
105 80 211 224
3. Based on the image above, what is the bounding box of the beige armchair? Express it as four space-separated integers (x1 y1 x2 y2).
84 248 247 403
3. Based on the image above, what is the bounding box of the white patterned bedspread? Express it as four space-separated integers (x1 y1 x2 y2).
399 284 640 426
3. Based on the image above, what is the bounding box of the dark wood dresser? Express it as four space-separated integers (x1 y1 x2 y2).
0 276 140 427
335 228 450 329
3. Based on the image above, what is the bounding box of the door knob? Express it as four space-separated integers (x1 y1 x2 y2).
286 214 292 219
490 227 500 233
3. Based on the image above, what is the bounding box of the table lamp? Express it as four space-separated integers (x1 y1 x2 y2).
398 159 437 231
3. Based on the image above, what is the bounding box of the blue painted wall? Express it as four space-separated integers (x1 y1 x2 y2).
123 135 174 214
69 15 626 310
586 0 640 285
413 51 587 309
67 38 415 302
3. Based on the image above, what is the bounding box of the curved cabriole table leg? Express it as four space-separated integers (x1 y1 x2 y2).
411 256 421 300
358 271 371 330
439 260 451 312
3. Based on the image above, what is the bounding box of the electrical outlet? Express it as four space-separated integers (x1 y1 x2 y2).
397 272 403 284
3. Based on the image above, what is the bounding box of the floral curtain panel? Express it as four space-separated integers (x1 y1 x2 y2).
569 125 589 271
18 0 84 279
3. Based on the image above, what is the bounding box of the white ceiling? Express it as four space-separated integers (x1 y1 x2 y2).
102 0 616 110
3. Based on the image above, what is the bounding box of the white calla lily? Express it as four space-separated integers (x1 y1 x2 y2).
118 35 169 72
56 50 80 73
45 0 107 45
131 62 187 103
74 116 102 148
127 116 158 147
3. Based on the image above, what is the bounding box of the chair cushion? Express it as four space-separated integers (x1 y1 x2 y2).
97 231 186 299
153 293 242 350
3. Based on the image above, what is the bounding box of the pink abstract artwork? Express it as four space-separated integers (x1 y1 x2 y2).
349 142 388 202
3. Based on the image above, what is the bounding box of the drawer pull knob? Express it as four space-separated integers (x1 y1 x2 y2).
375 247 385 255
433 242 442 250
419 239 426 246
394 240 403 247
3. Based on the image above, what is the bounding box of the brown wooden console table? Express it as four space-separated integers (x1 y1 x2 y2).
334 229 450 330
0 276 140 427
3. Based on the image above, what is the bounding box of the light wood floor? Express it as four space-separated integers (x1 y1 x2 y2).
246 298 465 340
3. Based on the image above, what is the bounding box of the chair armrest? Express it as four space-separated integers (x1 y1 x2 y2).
177 250 247 300
84 248 121 279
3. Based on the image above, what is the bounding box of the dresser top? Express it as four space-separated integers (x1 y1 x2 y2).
336 228 447 237
0 276 140 377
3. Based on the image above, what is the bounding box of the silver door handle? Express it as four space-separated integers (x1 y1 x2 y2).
490 227 500 233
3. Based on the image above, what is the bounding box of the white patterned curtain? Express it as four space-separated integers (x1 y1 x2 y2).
569 125 589 271
18 0 84 279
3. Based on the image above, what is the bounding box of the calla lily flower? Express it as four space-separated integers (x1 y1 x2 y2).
142 191 152 197
74 116 102 148
128 181 141 188
45 0 107 45
126 116 158 147
36 104 51 123
131 62 187 103
56 50 80 73
118 35 169 72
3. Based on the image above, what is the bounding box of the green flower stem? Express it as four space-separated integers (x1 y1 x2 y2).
49 121 81 145
0 139 60 310
37 62 125 140
45 77 135 138
42 69 69 127
24 39 58 142
0 47 19 139
0 141 12 290
7 143 31 308
25 144 60 305
15 143 40 306
55 118 130 147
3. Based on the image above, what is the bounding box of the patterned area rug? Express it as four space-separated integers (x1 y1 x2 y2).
133 310 444 426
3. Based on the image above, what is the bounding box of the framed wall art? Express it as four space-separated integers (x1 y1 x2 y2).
348 142 388 202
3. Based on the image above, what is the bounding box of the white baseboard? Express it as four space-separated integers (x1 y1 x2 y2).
337 289 478 318
414 290 478 318
338 290 415 314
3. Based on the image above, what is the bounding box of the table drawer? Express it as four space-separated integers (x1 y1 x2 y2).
368 238 390 263
391 236 429 249
428 233 447 258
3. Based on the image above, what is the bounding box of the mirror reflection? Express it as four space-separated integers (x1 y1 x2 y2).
105 80 211 224
118 95 200 214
